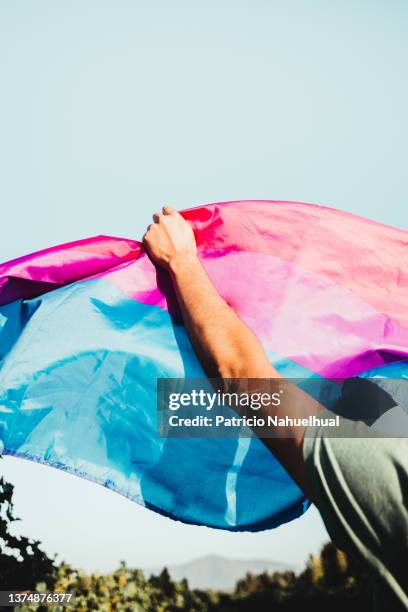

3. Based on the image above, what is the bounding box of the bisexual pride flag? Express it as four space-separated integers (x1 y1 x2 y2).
0 201 407 530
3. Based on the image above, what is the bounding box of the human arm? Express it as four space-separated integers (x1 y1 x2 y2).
143 206 322 493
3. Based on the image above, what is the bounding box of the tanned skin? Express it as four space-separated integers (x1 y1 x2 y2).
143 206 322 496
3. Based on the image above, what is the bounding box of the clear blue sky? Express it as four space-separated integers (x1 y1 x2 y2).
1 1 407 572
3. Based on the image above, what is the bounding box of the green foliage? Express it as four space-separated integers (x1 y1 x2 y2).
1 475 373 611
17 562 209 612
0 476 55 591
9 542 374 612
218 542 372 612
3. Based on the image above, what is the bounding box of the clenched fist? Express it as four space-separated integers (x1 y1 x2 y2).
143 206 197 271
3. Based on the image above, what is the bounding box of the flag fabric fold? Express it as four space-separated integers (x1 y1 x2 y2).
0 200 407 530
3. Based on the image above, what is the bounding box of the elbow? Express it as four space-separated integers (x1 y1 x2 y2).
205 331 273 380
215 347 247 380
218 361 247 380
217 352 274 381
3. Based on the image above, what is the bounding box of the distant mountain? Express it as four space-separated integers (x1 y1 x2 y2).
144 554 296 591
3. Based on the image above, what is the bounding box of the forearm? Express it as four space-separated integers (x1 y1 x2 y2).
168 253 318 494
143 206 319 494
168 253 275 380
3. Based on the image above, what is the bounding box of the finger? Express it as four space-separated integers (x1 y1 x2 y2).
152 212 162 223
142 224 153 241
162 205 176 215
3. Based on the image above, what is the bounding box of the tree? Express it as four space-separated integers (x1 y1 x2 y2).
0 476 55 590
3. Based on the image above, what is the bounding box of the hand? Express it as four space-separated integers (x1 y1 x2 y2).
143 205 197 271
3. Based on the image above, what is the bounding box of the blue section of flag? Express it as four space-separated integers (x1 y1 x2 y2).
0 277 307 530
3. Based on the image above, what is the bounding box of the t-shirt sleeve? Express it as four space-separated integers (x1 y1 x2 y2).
302 410 408 610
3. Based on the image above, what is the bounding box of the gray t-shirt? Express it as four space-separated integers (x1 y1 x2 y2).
303 411 408 610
